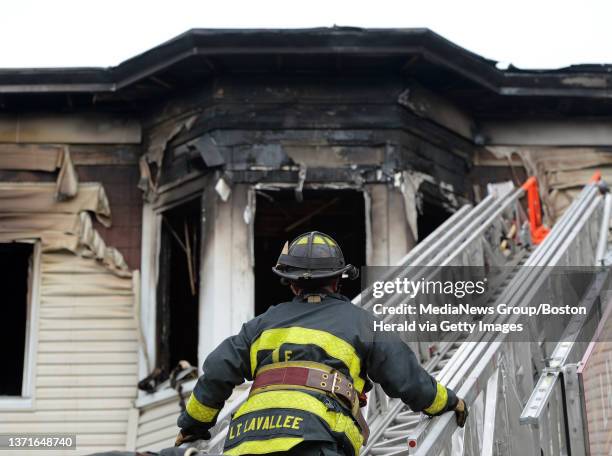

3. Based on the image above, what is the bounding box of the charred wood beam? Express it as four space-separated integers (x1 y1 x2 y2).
225 167 378 185
397 81 477 141
167 102 479 161
162 127 471 194
167 141 467 193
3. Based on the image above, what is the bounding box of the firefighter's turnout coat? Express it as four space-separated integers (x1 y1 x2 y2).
177 293 458 455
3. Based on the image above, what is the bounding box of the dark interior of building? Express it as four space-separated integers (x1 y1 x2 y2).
254 189 366 315
156 198 201 372
0 242 32 396
417 199 453 241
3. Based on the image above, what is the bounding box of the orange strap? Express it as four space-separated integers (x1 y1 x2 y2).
521 176 550 245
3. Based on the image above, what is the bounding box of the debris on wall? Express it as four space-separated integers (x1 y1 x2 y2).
486 180 515 199
139 115 198 200
487 146 612 222
396 171 426 241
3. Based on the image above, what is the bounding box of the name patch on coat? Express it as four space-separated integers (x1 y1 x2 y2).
227 411 307 443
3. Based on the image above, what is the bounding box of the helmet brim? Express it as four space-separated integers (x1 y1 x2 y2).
272 264 355 281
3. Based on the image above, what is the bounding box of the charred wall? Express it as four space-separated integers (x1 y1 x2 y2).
141 75 478 209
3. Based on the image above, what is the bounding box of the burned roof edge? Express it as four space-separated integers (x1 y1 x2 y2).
0 27 610 98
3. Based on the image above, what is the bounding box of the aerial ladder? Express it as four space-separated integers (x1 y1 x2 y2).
364 174 610 455
201 175 610 455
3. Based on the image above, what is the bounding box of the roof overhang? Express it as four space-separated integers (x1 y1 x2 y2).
1 27 611 98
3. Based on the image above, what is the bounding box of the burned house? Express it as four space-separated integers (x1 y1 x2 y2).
0 28 611 454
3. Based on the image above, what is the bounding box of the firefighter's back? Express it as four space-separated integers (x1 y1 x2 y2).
224 293 368 456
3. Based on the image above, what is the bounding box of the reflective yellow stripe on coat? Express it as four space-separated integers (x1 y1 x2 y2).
423 382 448 415
233 390 363 455
250 327 366 392
185 393 219 423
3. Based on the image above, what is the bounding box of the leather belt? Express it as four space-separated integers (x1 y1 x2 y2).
250 363 370 444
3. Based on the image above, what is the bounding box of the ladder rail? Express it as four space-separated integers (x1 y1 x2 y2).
363 188 532 449
408 183 605 455
365 181 602 454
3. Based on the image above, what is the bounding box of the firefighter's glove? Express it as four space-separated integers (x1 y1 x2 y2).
174 428 211 447
454 398 468 428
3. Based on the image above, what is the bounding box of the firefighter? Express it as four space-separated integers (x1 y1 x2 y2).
176 231 468 455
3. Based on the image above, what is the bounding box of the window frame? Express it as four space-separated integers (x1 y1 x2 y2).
138 183 205 404
0 240 41 410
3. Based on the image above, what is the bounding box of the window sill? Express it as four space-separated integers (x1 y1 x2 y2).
134 381 252 412
135 379 197 410
0 397 34 411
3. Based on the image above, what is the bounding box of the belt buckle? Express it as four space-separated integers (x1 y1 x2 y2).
331 372 340 393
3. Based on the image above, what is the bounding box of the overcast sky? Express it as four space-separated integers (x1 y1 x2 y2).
3 0 611 70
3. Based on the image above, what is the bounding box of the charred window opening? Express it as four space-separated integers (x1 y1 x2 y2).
417 199 453 242
0 243 33 396
254 189 366 315
156 198 201 373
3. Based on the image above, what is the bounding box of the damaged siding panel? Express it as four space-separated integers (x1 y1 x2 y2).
0 182 139 456
0 184 130 275
0 183 111 225
0 149 144 270
0 114 141 144
0 144 64 171
0 144 140 169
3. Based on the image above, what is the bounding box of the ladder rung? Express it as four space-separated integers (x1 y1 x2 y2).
393 414 420 424
383 430 413 438
369 445 410 455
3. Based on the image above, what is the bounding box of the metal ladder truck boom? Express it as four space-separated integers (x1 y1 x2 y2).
377 174 610 456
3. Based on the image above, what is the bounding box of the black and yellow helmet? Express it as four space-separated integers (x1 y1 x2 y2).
272 231 359 281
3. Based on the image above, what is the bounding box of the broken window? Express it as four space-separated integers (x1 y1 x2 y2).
156 198 201 374
254 189 366 315
417 199 453 241
0 243 34 396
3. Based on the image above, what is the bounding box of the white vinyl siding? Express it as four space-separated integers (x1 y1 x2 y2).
0 251 139 455
136 399 182 451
